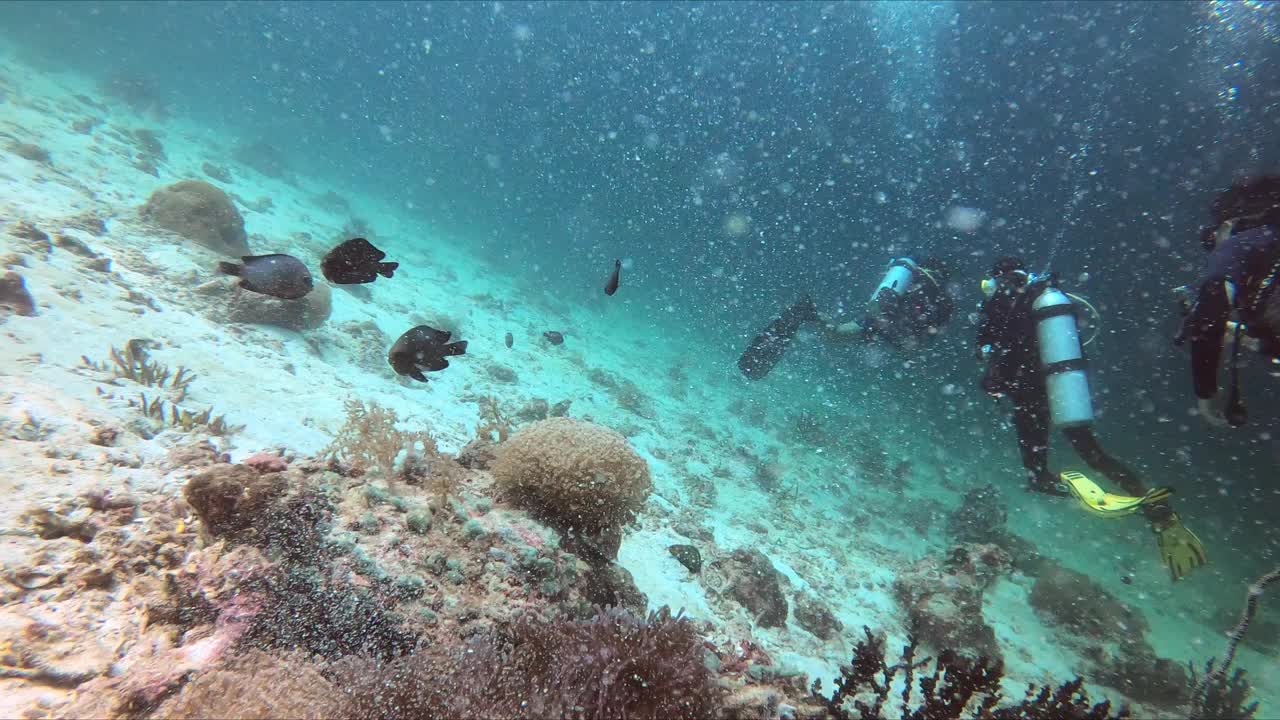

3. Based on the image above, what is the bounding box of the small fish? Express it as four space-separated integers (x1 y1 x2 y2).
603 258 621 296
1120 575 1132 585
217 254 313 299
388 325 467 382
321 237 399 284
543 331 565 345
504 332 514 348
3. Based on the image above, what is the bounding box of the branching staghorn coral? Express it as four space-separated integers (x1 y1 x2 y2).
82 340 196 401
324 400 437 478
130 393 238 436
475 395 511 442
1188 567 1278 720
323 400 460 512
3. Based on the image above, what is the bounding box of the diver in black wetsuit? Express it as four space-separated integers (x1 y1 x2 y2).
819 256 954 349
1175 176 1280 428
737 255 954 380
977 256 1206 582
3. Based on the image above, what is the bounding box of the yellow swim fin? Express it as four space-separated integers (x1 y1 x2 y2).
1061 471 1173 519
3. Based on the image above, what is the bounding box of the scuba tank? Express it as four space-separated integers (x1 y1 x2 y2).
1032 286 1095 428
872 258 916 302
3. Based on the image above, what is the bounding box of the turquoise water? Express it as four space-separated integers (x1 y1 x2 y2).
0 2 1277 718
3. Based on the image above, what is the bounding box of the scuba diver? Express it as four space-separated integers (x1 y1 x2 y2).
818 256 954 348
977 256 1206 582
737 255 953 379
1174 175 1280 428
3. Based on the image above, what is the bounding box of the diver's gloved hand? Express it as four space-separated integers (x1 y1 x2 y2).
1148 507 1207 582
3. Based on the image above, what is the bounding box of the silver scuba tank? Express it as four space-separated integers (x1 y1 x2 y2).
1032 286 1095 428
871 259 915 303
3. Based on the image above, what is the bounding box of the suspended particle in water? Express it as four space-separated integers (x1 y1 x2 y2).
723 213 751 237
945 206 987 234
485 153 501 170
874 191 888 204
422 38 432 55
1078 272 1091 283
513 24 532 42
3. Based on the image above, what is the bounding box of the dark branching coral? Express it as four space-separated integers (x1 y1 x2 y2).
335 606 721 720
1188 567 1277 720
814 627 1128 720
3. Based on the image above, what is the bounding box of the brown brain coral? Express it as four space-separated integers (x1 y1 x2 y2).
491 417 651 536
140 179 249 256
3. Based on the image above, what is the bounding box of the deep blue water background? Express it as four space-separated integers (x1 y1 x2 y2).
4 0 1278 558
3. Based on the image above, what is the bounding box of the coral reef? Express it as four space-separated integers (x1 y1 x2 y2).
795 593 843 640
1028 564 1147 640
334 606 721 720
152 651 340 720
708 548 790 629
139 180 249 256
491 417 651 561
0 271 37 317
10 141 51 164
201 162 232 183
224 278 331 330
233 139 292 180
892 544 1010 658
813 627 1128 719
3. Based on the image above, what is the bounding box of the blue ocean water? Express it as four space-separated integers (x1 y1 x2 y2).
1 1 1278 717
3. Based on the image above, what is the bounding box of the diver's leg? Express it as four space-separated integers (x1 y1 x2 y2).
1063 426 1146 497
1012 390 1060 493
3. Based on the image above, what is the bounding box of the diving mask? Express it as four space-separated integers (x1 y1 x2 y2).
980 276 998 296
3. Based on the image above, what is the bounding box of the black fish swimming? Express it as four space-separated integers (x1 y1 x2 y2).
321 237 399 284
389 325 467 382
543 331 565 345
737 295 819 380
603 259 621 296
504 332 514 348
217 254 313 299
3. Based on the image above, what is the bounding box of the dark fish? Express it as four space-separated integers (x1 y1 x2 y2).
737 295 819 380
321 237 399 284
543 331 565 345
603 258 621 296
388 325 467 382
1120 575 1132 585
504 332 514 348
217 254 313 299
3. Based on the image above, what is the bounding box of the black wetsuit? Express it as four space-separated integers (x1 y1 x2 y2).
976 274 1146 498
1184 225 1280 400
861 274 953 346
